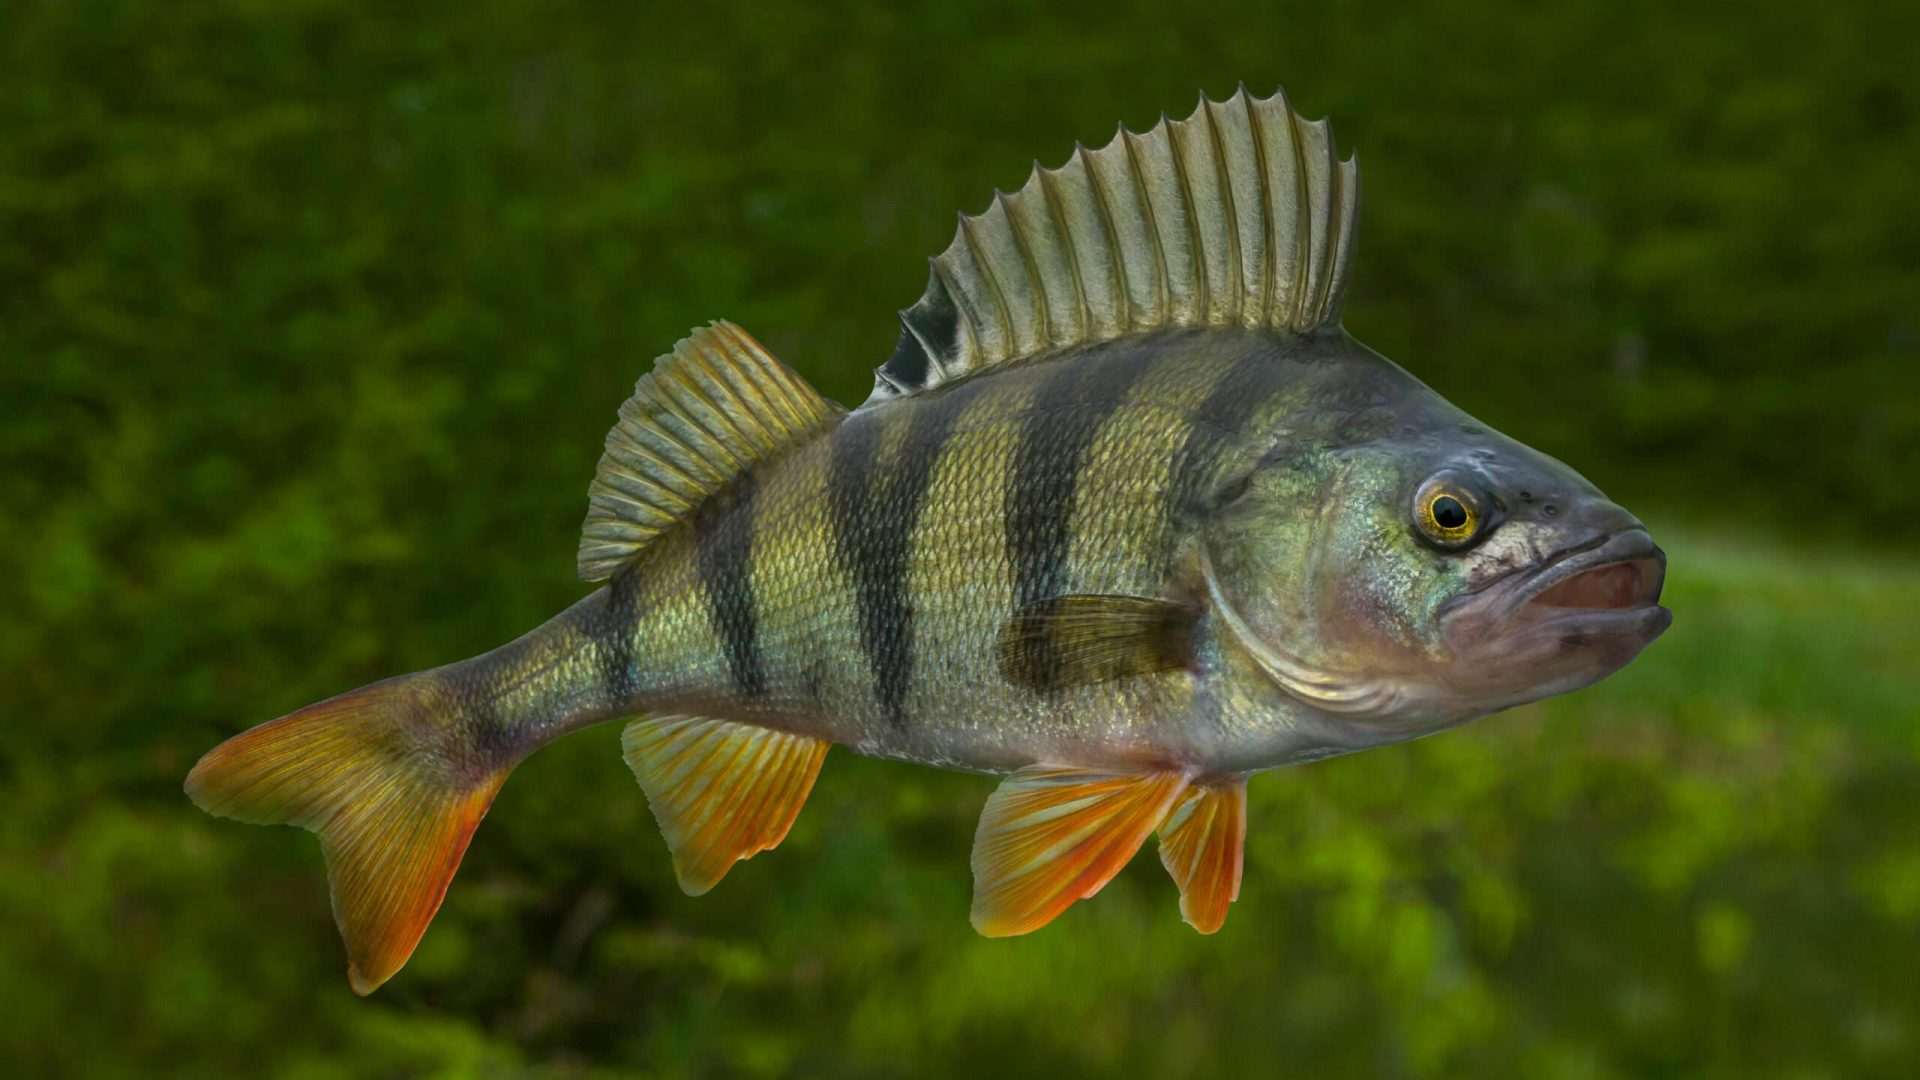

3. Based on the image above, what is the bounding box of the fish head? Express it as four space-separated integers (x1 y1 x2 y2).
1205 407 1670 738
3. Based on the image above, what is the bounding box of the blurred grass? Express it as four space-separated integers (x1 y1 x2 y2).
2 0 1915 1076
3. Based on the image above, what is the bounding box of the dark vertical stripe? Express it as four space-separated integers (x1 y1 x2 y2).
460 688 512 767
694 474 765 696
1169 341 1299 526
595 573 642 707
827 415 889 721
1006 342 1161 615
828 385 982 727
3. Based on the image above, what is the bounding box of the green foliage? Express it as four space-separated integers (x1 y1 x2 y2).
2 1 1914 1075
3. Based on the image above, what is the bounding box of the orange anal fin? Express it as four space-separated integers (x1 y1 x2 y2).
184 675 510 995
621 715 829 896
970 765 1189 937
1156 779 1247 934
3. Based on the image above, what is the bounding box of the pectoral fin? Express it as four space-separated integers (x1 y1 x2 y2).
622 715 830 896
970 765 1189 936
1156 780 1247 934
996 595 1196 692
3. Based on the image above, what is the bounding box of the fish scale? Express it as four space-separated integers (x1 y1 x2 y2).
186 87 1669 992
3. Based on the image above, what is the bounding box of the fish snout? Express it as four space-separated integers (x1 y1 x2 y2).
1435 500 1671 710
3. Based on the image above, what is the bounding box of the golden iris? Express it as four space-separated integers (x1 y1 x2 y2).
1415 483 1481 546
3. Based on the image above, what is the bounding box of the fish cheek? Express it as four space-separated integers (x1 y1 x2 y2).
1314 555 1437 671
1458 519 1554 592
1329 493 1481 674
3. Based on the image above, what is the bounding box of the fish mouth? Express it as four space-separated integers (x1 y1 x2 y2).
1509 528 1668 625
1441 528 1672 670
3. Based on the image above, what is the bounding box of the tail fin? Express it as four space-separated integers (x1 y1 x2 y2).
185 673 508 995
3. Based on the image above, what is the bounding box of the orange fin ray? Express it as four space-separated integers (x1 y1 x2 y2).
1156 779 1247 934
970 765 1189 936
184 675 509 995
621 714 830 896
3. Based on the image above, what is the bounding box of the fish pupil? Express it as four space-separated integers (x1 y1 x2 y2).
1428 495 1466 530
1432 495 1468 530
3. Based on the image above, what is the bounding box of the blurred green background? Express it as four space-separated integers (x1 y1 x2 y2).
4 1 1916 1076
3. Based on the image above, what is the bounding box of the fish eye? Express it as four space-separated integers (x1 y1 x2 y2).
1413 478 1484 548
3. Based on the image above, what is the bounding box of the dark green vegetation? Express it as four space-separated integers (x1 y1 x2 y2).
4 1 1915 1075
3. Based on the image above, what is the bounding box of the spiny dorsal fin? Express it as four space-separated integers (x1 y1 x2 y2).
578 321 842 582
868 85 1359 406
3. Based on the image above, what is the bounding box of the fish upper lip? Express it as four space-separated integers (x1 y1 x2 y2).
1516 528 1663 607
1447 527 1667 622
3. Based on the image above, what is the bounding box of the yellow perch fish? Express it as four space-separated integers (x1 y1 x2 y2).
187 87 1671 994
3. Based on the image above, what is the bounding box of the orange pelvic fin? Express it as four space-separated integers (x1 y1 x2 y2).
621 714 830 896
970 765 1189 936
184 675 509 995
1156 779 1248 934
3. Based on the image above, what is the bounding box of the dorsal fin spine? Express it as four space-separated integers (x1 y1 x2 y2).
1298 115 1331 327
1074 142 1131 336
994 187 1053 349
1035 164 1092 342
1169 104 1220 323
1163 110 1198 319
901 262 954 387
1200 94 1246 326
933 267 968 380
957 213 1013 363
1261 89 1309 330
1317 174 1349 327
1215 89 1271 328
1327 153 1360 323
1113 124 1169 326
1241 87 1279 325
929 258 971 379
1155 114 1205 326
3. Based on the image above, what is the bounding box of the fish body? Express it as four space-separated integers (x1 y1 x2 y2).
187 88 1671 994
584 328 1346 775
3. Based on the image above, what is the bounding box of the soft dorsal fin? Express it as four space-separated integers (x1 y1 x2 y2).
579 321 842 581
867 85 1359 406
